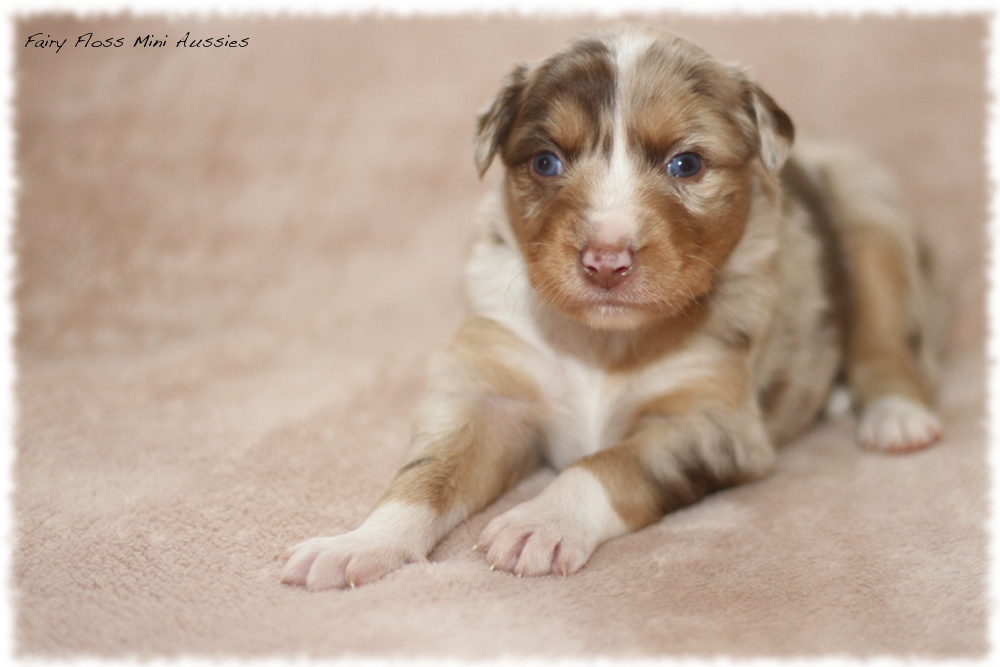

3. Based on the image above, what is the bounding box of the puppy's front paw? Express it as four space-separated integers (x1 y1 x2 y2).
476 469 628 577
476 500 597 577
857 395 942 454
280 532 426 591
280 503 439 591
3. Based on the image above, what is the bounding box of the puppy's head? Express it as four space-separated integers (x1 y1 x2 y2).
475 26 793 331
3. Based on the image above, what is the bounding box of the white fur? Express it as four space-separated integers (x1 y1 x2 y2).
476 467 630 576
280 502 450 591
611 28 657 80
587 111 639 247
465 193 542 343
857 395 942 453
542 357 615 469
583 30 658 248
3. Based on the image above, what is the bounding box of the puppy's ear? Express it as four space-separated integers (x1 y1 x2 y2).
474 64 529 178
749 82 795 171
735 73 795 172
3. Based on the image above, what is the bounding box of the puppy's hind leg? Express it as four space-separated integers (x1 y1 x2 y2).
846 228 942 453
823 150 944 453
280 317 544 590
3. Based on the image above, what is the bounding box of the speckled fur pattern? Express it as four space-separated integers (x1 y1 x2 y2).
281 25 942 591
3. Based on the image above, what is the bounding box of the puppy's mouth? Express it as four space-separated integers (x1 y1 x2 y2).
579 283 646 308
575 298 663 331
565 277 673 330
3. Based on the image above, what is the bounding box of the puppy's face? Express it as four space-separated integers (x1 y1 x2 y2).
476 27 793 331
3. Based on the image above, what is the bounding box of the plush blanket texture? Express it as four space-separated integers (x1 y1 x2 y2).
13 13 988 658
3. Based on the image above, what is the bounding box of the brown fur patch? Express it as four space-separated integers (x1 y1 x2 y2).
382 399 541 513
632 165 753 304
576 444 675 529
499 38 616 170
575 358 756 529
631 357 750 420
475 64 530 177
843 227 932 404
577 411 753 530
627 41 760 171
380 317 545 512
447 316 545 400
757 374 788 416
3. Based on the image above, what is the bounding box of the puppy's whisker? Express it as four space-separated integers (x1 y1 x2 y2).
682 253 720 278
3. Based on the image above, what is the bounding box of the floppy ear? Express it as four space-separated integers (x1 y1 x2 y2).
474 63 529 178
729 66 794 172
747 81 795 172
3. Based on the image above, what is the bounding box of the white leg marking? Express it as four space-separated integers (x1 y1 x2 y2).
279 503 441 591
476 468 629 577
857 395 942 454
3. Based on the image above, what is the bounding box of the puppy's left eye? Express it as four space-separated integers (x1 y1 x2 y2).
531 152 564 178
666 152 703 178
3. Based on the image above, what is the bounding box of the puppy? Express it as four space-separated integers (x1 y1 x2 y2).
281 25 943 591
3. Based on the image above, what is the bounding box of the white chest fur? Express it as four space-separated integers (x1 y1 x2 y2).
540 356 622 469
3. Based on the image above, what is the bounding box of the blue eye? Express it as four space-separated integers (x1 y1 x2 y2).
531 152 564 178
667 152 703 178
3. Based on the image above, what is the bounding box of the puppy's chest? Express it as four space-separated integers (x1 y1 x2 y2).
532 349 709 470
537 358 625 470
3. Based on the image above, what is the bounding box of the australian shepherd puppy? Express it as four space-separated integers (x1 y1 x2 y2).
281 25 943 591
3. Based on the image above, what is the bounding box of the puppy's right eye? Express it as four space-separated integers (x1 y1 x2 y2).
531 152 564 178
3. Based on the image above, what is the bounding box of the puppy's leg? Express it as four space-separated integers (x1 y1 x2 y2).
809 146 943 453
835 204 941 454
281 317 543 590
845 226 941 452
478 388 775 577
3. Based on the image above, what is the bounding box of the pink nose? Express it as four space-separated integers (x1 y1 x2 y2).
581 244 634 290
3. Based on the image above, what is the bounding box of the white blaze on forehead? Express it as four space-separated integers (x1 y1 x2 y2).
611 27 658 75
586 31 657 248
588 125 636 246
